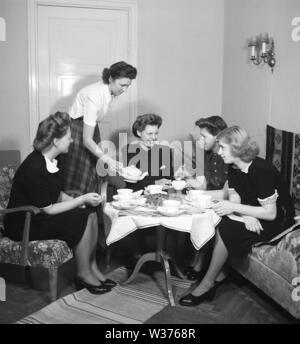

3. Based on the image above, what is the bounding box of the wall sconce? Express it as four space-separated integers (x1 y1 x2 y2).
248 33 276 72
0 17 6 42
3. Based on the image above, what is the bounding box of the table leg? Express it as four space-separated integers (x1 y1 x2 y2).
120 226 184 307
121 253 156 285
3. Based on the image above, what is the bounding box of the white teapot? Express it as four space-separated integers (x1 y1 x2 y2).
121 165 142 178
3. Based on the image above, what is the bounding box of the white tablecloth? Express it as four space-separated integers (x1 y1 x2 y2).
104 203 221 250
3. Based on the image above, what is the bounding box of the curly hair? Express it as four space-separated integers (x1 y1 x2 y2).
132 114 162 138
102 61 137 84
195 116 227 136
33 111 71 152
216 126 259 162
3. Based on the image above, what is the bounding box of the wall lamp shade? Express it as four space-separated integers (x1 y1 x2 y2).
248 33 276 72
0 17 6 41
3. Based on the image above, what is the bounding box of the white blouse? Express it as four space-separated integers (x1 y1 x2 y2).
69 82 113 127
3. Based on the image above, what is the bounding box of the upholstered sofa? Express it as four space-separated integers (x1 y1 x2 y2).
230 221 300 319
230 126 300 319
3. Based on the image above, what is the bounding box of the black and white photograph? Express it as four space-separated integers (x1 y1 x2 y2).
0 0 299 327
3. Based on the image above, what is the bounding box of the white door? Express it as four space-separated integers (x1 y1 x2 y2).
32 2 137 148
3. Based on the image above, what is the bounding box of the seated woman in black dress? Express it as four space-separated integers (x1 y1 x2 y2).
180 125 295 307
121 113 174 190
4 112 116 294
109 114 174 258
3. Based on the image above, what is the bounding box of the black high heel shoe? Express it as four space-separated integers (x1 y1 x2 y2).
179 285 216 307
75 277 112 295
101 279 117 288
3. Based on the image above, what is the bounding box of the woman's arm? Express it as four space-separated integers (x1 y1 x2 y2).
59 191 74 202
232 202 276 221
41 193 102 215
212 188 277 221
83 123 123 172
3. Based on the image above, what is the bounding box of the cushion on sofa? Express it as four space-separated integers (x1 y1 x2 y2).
250 227 300 283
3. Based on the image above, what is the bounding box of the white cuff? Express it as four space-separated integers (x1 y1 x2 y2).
257 190 278 205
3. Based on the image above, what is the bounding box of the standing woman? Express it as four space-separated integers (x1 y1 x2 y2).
180 126 295 306
62 61 137 194
4 112 116 294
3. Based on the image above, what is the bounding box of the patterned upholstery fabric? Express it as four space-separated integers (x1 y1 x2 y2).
0 237 73 268
0 166 15 229
0 162 73 269
266 125 300 210
250 228 300 283
0 166 15 209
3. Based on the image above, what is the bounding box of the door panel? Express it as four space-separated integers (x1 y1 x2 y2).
37 5 133 144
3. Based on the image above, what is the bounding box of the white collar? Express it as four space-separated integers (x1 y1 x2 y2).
43 155 59 173
240 161 252 174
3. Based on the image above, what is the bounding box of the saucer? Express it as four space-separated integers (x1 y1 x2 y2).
157 206 184 217
111 201 137 210
112 195 136 203
124 177 139 183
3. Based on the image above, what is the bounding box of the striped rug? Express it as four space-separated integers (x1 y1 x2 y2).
17 267 191 324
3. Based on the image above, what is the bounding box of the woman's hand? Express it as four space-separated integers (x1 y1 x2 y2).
243 216 263 235
174 164 192 180
102 155 123 173
81 193 103 207
212 200 236 216
155 178 172 186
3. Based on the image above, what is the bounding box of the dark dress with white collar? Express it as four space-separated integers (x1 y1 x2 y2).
122 142 174 191
218 157 295 258
4 150 92 248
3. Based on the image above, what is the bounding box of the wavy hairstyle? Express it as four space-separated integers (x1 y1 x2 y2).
33 111 71 152
195 116 227 136
216 125 259 162
132 114 162 138
102 61 137 84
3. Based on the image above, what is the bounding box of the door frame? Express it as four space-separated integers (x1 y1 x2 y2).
27 0 138 148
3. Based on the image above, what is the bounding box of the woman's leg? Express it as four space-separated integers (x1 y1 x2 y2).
193 244 210 271
191 230 229 296
74 213 100 285
89 212 107 281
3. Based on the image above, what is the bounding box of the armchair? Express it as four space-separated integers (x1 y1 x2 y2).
0 151 73 301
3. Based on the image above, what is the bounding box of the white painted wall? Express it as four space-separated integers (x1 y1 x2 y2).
0 0 224 161
0 0 30 160
137 0 224 143
223 0 300 157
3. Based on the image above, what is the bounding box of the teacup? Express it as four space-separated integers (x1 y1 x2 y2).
161 200 181 215
117 188 133 195
194 195 212 208
162 200 181 210
172 180 187 191
187 190 205 201
146 184 164 194
116 194 134 203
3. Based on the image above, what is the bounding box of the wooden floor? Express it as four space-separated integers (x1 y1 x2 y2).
0 249 298 324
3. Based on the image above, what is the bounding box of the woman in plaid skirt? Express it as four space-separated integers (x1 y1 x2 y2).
61 61 137 194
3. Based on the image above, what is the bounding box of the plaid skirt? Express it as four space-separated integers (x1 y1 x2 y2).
60 118 101 194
